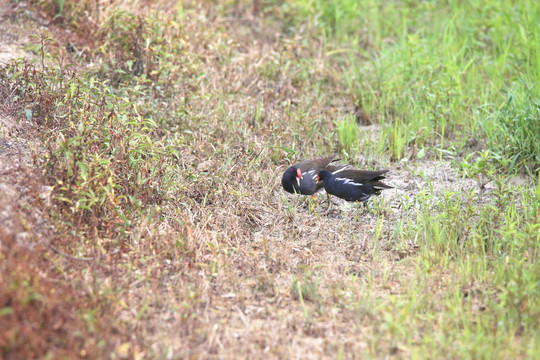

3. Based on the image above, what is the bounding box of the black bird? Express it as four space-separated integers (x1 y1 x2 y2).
318 169 393 202
282 155 347 195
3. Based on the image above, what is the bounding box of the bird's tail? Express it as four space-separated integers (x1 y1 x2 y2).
372 181 393 191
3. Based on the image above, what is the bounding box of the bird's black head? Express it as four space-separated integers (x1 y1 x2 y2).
282 165 302 194
318 169 332 183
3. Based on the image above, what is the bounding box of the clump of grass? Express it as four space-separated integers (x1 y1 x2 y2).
381 175 540 358
291 270 320 303
95 10 147 81
483 84 540 173
288 0 540 165
335 114 359 158
293 0 364 41
1 58 182 238
28 0 98 36
410 173 540 330
380 117 409 162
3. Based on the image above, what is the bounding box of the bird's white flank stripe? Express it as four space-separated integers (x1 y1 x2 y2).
335 177 364 186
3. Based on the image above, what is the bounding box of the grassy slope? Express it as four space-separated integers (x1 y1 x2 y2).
1 0 539 358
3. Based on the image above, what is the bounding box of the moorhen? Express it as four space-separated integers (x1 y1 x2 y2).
318 169 393 202
282 155 347 195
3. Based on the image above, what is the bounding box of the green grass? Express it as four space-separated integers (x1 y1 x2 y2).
404 175 540 357
336 114 359 158
1 0 539 358
483 84 540 173
290 0 540 172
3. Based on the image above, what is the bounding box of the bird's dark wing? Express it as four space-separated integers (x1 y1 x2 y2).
336 169 389 183
296 155 336 172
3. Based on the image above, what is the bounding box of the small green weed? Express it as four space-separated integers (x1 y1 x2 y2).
291 270 320 303
457 150 498 189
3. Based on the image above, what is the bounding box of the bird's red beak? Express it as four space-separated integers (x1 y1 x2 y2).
296 168 303 186
316 175 320 184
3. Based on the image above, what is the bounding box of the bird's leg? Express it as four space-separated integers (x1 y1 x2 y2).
325 192 331 211
354 201 369 217
358 201 370 216
308 194 318 213
290 196 298 214
352 201 361 221
324 192 338 214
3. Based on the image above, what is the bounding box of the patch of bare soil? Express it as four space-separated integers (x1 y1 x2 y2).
0 1 32 63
